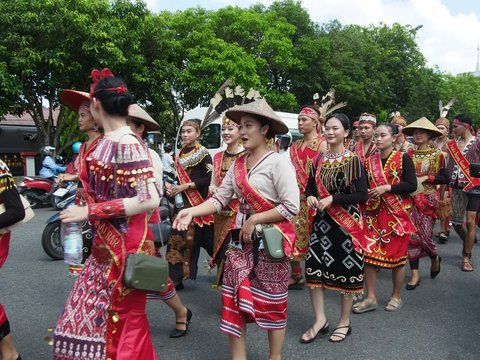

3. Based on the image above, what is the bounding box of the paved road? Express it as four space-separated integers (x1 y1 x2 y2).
1 208 479 359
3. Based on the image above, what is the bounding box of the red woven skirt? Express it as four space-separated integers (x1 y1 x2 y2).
364 206 411 268
220 244 290 337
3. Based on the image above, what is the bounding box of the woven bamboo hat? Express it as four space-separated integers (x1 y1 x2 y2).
226 99 288 134
59 90 91 113
128 104 160 131
402 117 443 138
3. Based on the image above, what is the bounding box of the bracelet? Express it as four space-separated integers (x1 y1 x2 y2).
88 199 126 220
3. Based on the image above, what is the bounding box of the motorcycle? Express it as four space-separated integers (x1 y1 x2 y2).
51 182 77 210
18 176 57 209
41 197 93 261
41 195 171 260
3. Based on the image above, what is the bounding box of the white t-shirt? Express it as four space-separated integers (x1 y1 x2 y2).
162 152 175 175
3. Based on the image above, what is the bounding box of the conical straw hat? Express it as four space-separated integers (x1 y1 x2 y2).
59 90 91 113
402 117 442 138
128 104 160 131
226 99 288 134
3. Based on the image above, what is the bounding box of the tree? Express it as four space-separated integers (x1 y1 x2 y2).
0 0 153 151
1 0 475 148
439 73 480 125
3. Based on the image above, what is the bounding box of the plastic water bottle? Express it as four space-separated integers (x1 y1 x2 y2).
63 222 83 265
173 181 184 209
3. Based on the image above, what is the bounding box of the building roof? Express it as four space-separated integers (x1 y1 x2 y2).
0 108 60 126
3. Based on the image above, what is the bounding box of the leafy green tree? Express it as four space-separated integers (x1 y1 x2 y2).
0 0 155 151
439 73 480 125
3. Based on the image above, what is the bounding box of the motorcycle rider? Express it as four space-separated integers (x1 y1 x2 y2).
39 146 65 180
162 142 175 180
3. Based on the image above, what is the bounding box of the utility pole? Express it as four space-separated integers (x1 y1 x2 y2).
476 44 479 73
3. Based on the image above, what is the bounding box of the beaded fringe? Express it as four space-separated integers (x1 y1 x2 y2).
320 154 360 191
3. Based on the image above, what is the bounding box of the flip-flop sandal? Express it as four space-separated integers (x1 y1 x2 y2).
385 297 403 312
352 299 378 314
438 232 448 243
462 258 474 272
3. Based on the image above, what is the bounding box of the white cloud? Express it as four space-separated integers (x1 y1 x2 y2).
146 0 480 75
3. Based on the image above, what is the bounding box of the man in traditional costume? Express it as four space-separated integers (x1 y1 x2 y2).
446 114 480 271
288 106 323 288
355 113 378 165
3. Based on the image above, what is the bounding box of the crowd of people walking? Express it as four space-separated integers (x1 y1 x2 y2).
1 68 479 360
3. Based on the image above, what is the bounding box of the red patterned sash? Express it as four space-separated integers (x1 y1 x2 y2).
233 153 296 257
368 152 416 235
213 151 240 213
315 155 374 253
356 140 376 165
176 158 214 226
447 139 480 191
289 143 310 193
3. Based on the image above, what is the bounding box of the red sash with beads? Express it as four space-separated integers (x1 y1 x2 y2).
213 151 240 213
367 152 417 235
447 139 480 191
289 143 310 193
175 158 214 226
233 154 297 257
315 154 375 254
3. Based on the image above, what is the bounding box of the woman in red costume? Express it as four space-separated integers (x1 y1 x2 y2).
173 99 299 360
353 123 417 314
57 90 103 194
209 115 244 286
0 160 25 360
165 119 213 290
57 90 103 266
53 69 160 359
402 118 448 289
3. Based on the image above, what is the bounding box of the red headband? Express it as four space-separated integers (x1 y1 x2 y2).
89 68 128 95
299 107 319 121
453 118 474 135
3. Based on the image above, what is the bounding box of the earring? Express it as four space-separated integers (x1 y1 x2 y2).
265 138 274 149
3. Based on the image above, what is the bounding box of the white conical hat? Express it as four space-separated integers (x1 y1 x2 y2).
128 104 160 131
403 117 442 138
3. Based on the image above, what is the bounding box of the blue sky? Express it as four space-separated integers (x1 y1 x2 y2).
146 0 480 75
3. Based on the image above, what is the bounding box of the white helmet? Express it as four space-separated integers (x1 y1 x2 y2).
40 146 56 156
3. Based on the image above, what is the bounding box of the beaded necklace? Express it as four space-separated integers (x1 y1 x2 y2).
179 143 209 170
